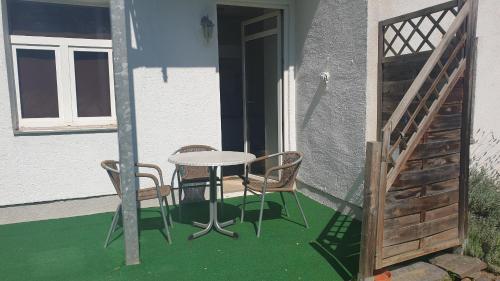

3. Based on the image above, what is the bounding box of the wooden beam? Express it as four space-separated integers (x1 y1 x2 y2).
381 238 461 268
358 142 382 280
375 130 390 269
459 0 478 244
380 0 457 26
110 0 140 265
376 22 384 140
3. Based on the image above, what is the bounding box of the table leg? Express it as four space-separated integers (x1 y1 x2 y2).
188 166 238 240
193 221 209 229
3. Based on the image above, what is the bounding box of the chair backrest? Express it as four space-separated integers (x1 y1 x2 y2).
173 145 217 181
278 151 303 189
101 160 122 197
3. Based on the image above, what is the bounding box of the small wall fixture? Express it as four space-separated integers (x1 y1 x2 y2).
320 72 330 83
201 16 214 43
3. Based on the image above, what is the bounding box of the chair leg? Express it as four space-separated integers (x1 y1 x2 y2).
257 192 266 238
171 187 177 206
104 203 121 248
241 186 247 223
164 196 173 228
293 192 309 228
158 195 172 244
279 192 289 217
178 184 183 220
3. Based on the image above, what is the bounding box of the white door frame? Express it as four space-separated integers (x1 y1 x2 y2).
241 11 282 156
216 0 296 152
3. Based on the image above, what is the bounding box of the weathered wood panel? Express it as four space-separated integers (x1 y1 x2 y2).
385 189 459 218
425 203 459 221
392 163 460 190
362 1 476 274
384 213 421 230
382 238 461 268
383 214 458 247
429 114 462 132
425 129 461 142
383 240 420 259
410 140 460 160
421 228 459 247
423 153 460 169
426 178 460 195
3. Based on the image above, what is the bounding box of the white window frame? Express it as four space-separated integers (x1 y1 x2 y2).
10 35 115 130
12 44 66 128
68 47 116 126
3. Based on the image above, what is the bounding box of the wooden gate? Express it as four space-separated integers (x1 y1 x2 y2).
358 0 478 279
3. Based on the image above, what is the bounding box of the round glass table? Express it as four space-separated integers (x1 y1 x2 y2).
168 151 256 239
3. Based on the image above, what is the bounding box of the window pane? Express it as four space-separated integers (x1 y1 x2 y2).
74 51 111 117
16 49 59 118
8 1 111 39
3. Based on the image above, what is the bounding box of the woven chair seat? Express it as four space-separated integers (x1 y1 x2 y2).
245 178 293 193
138 185 171 201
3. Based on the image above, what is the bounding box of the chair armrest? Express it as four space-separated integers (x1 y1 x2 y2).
245 152 289 176
135 163 164 186
135 172 161 192
264 155 302 182
246 152 285 166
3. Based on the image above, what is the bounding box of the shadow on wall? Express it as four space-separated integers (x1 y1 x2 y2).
295 0 320 69
302 80 327 129
127 0 218 82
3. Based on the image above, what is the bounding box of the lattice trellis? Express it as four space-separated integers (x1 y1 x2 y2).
383 7 459 57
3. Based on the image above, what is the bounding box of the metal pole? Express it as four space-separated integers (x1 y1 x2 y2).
110 0 140 265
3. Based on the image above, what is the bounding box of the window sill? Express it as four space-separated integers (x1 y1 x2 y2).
14 124 117 136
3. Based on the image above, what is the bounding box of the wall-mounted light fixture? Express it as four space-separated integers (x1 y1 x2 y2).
201 15 214 43
320 72 330 83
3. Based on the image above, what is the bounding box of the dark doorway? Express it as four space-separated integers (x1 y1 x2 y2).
217 5 283 177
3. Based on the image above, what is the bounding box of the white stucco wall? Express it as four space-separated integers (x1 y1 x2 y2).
0 3 118 205
366 0 500 168
295 0 368 211
1 0 373 212
128 0 222 179
0 0 222 206
471 0 500 170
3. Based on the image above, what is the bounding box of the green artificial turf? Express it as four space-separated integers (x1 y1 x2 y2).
0 193 361 281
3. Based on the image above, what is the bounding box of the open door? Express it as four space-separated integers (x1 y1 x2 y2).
242 11 283 176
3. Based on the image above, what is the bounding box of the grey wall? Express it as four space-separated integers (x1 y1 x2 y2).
295 0 368 210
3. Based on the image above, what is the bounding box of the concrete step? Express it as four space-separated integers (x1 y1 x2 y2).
430 253 487 279
391 262 451 281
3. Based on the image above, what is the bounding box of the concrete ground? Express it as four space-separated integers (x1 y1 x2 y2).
0 176 246 225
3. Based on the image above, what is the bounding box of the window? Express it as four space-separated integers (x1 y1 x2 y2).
8 1 115 130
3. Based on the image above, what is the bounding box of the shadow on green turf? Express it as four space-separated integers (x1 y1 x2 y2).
107 197 307 244
310 212 361 281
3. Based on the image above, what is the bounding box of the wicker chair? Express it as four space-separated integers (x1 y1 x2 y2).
101 160 174 247
241 151 309 237
171 145 224 218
